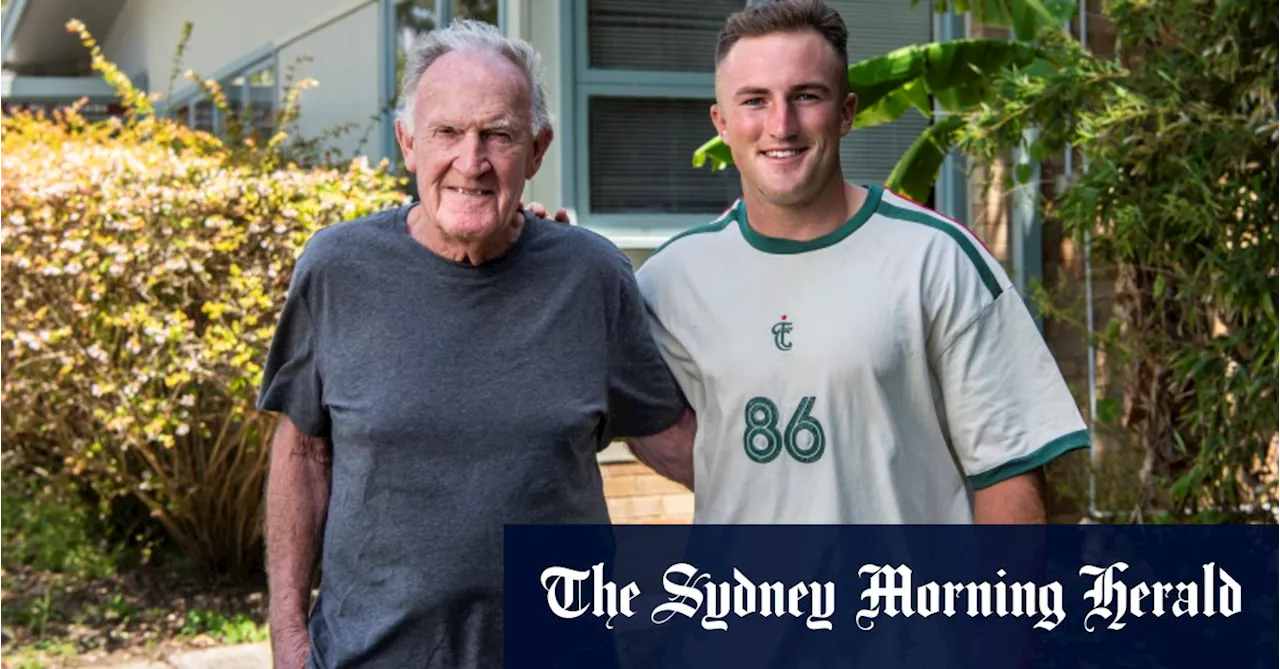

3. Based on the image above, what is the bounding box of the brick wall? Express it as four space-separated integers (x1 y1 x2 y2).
600 461 694 524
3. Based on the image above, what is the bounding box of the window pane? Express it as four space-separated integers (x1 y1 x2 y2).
587 0 744 72
246 65 276 139
454 0 498 25
193 101 215 133
395 0 441 101
394 0 440 195
589 96 741 214
218 63 275 142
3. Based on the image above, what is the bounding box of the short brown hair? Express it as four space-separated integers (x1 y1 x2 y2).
715 0 849 75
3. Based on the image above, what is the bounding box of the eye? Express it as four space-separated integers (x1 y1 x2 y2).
742 98 766 107
433 126 459 137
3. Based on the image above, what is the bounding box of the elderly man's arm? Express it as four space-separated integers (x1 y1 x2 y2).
625 408 697 491
265 416 332 669
974 469 1047 524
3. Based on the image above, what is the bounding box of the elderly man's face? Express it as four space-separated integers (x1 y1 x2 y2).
397 49 551 245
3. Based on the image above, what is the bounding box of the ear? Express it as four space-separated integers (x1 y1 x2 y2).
710 102 729 143
525 126 554 179
394 118 418 173
840 92 858 137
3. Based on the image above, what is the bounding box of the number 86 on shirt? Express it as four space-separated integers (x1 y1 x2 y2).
743 395 826 464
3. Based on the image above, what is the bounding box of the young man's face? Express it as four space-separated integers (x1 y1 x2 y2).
711 30 856 208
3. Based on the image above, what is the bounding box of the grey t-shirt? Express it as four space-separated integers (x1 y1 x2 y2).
256 205 686 668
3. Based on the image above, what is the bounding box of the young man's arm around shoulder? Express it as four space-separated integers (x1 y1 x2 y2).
265 416 331 669
626 409 697 491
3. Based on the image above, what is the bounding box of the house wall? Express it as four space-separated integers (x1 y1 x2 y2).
275 3 384 161
507 0 562 214
101 0 384 162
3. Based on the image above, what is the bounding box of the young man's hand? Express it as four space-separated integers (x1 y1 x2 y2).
525 201 572 225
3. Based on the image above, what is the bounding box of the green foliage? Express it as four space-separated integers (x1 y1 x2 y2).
692 39 1043 203
179 609 270 644
885 116 966 205
922 0 1078 40
957 0 1278 518
1 464 121 579
1 26 409 571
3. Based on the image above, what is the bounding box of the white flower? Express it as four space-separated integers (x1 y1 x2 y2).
17 332 41 350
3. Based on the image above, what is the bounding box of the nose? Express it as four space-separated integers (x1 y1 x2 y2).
766 98 799 140
453 130 490 177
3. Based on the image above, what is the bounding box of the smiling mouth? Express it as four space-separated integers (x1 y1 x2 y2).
447 187 494 196
761 148 807 159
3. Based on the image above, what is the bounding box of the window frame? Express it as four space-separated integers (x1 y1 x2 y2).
166 46 279 138
562 0 971 246
563 0 745 242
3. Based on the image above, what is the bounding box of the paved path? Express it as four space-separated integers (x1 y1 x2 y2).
85 643 271 669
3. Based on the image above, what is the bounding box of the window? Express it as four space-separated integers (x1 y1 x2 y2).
230 65 279 141
168 56 278 142
570 0 936 240
571 0 744 235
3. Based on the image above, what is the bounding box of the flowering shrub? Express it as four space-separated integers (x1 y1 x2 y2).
1 27 408 570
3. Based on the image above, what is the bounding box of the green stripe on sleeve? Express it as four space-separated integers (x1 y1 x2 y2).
651 202 739 256
969 430 1091 490
877 201 1003 299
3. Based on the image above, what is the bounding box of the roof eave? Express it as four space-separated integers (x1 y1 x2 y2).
0 0 32 70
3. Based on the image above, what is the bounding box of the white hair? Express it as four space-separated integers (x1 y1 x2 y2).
396 19 551 134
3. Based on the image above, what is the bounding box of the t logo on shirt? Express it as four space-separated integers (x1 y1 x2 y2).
772 315 793 351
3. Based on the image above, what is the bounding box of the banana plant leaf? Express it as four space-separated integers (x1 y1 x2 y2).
692 39 1042 171
883 115 966 204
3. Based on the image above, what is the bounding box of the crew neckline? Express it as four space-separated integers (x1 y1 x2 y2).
736 184 884 255
394 203 534 274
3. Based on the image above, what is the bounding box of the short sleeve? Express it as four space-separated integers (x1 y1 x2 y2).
605 256 689 441
934 289 1089 490
634 257 704 414
256 266 330 438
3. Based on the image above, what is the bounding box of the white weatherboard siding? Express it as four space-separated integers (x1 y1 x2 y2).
276 2 384 162
102 0 383 162
103 0 365 92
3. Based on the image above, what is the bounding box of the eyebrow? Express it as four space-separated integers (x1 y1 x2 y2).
484 120 519 132
428 118 522 132
733 82 833 97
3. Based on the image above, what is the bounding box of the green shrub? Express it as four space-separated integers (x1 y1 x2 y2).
957 0 1278 518
1 462 120 579
1 25 409 571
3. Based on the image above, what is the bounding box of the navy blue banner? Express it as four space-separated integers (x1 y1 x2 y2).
503 524 1277 669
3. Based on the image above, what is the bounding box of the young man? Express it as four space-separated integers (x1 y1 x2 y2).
631 0 1089 524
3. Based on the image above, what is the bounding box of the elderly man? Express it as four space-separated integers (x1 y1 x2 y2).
256 20 692 669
